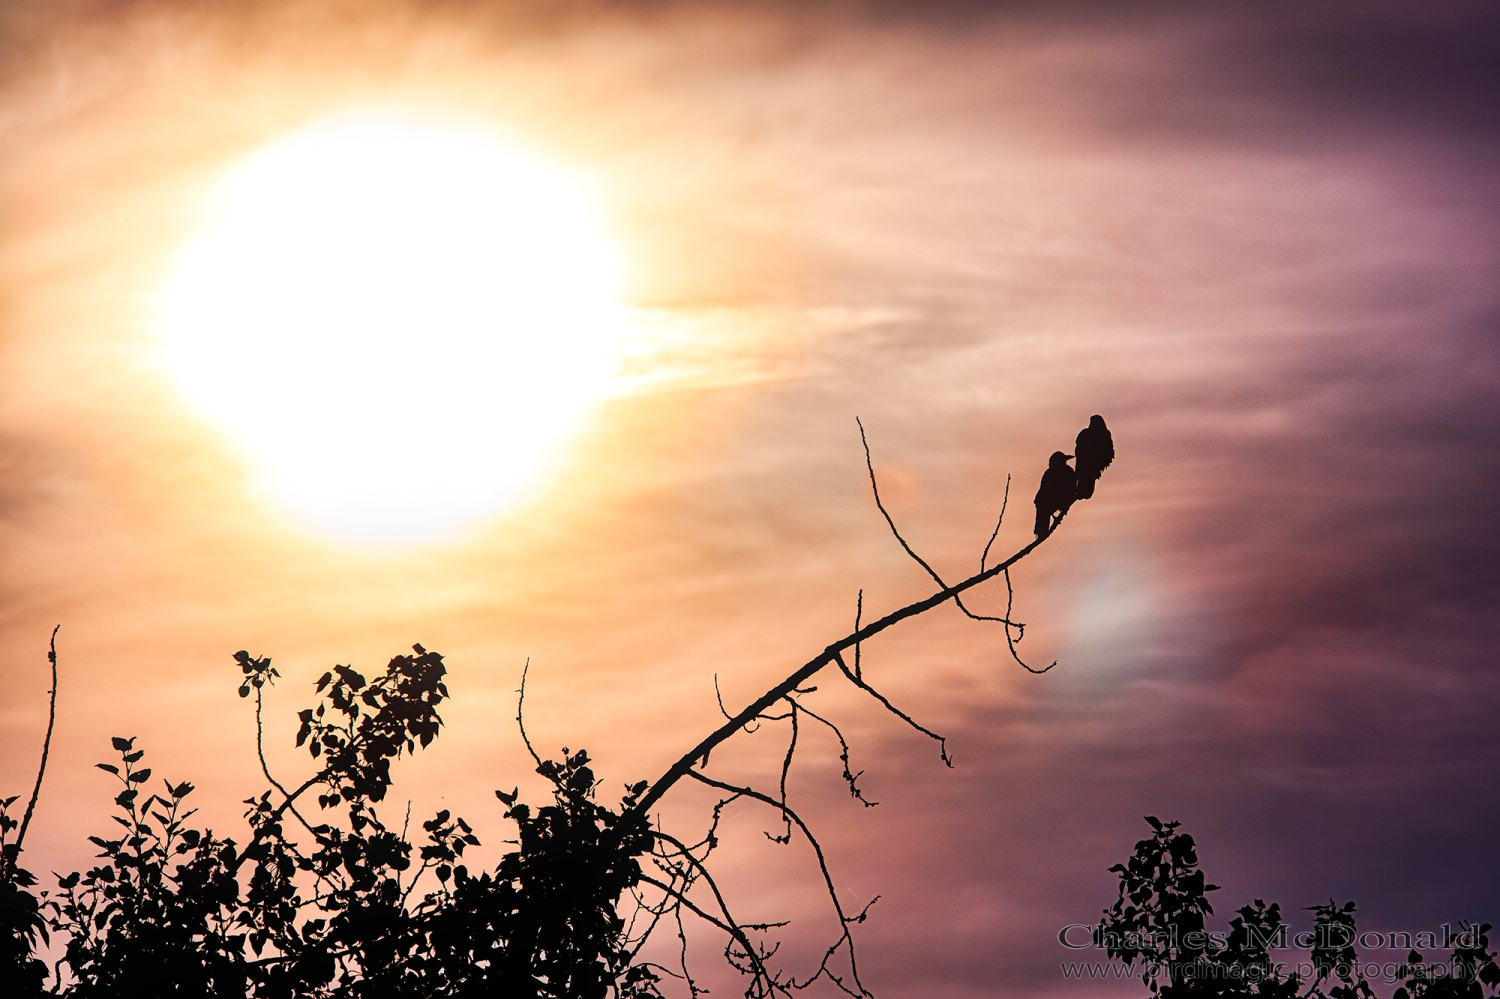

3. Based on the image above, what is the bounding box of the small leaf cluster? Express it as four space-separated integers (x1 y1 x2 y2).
238 651 282 699
1102 815 1225 992
288 644 448 806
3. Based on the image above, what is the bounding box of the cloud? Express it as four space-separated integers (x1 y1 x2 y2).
2 3 1498 996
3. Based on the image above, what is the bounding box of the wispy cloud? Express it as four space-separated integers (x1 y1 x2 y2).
2 2 1498 996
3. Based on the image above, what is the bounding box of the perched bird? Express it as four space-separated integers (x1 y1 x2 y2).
1034 451 1077 538
1073 414 1114 500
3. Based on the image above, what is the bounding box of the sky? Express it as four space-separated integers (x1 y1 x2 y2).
2 1 1499 996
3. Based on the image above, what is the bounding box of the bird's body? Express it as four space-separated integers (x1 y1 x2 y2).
1034 451 1077 538
1073 415 1114 500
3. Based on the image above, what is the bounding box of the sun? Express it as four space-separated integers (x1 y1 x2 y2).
157 110 628 545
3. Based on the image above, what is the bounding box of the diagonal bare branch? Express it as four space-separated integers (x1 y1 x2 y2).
631 527 1041 816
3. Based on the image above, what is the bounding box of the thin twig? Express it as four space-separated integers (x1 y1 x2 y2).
516 658 543 769
853 590 862 681
647 830 780 988
637 875 758 965
833 651 951 766
624 884 674 966
255 685 293 800
254 685 320 841
685 770 875 998
674 902 701 998
980 474 1011 571
858 418 1024 631
715 674 761 733
794 700 877 806
857 417 947 588
649 833 790 941
769 698 799 844
14 625 61 864
1003 567 1055 674
714 674 732 721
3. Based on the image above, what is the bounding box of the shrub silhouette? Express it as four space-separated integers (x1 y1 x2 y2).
1098 818 1500 999
17 650 662 998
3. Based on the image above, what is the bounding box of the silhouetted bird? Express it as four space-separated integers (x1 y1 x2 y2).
1073 414 1114 500
1034 451 1076 539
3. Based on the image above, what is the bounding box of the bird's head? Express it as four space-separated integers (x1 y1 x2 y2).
1090 415 1106 428
1049 451 1073 468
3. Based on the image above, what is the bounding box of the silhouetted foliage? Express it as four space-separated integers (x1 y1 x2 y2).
1 419 1110 996
1 796 49 994
1099 818 1500 999
21 650 667 998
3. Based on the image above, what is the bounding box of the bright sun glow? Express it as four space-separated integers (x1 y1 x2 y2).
158 111 628 544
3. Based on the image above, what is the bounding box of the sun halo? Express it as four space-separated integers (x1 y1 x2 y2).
157 111 629 546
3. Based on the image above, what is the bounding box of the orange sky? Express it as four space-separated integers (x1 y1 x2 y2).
4 2 1500 996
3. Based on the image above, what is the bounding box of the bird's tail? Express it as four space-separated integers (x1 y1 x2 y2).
1076 473 1098 500
1034 506 1051 538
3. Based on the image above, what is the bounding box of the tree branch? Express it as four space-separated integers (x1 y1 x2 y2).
646 829 783 991
857 418 1025 632
980 474 1011 572
630 532 1041 817
1003 567 1055 674
832 650 950 767
12 625 61 867
684 770 875 997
